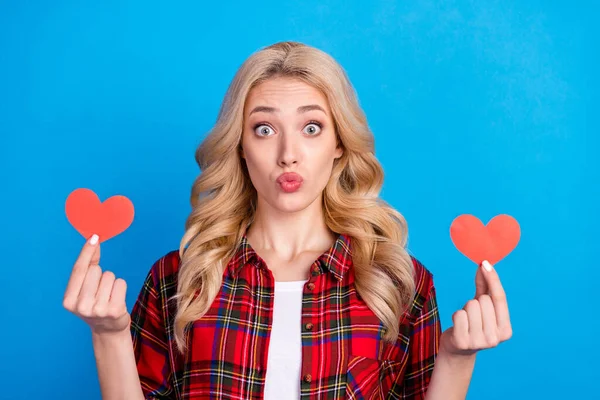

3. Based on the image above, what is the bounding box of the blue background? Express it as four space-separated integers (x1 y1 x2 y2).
1 1 597 399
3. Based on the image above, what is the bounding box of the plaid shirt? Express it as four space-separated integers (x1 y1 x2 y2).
131 233 441 399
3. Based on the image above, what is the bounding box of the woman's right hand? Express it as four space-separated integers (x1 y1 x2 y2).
63 234 130 335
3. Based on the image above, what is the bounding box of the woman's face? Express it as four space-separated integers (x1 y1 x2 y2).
241 77 343 214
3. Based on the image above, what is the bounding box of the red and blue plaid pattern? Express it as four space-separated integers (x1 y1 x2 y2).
131 234 440 399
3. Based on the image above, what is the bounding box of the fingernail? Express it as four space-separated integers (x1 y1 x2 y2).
482 260 493 272
90 234 99 245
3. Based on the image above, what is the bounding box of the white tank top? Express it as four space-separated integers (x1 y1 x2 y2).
263 280 306 400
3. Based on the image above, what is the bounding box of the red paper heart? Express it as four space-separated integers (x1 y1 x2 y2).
450 214 520 265
65 188 134 243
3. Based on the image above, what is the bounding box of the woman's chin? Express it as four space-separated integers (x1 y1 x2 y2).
268 194 320 215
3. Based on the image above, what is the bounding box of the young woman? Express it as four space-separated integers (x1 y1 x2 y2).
63 41 512 400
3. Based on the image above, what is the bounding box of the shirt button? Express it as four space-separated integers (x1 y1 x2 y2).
312 265 320 274
303 374 312 383
307 283 315 290
305 323 314 331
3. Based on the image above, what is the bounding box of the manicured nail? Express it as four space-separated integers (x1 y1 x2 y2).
482 260 493 272
90 234 99 245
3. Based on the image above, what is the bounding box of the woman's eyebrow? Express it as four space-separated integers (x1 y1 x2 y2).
249 104 327 116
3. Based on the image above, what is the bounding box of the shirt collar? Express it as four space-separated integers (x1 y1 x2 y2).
228 233 352 281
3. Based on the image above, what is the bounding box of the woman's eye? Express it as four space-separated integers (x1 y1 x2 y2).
304 123 322 135
254 124 274 136
253 122 322 136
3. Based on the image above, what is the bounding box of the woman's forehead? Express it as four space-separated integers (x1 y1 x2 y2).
245 78 330 113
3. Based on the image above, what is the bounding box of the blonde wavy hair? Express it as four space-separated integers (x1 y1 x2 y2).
174 41 415 351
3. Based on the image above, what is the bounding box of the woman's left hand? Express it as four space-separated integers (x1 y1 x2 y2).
440 260 513 357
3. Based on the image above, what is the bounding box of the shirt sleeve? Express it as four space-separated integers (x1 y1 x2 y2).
130 265 174 399
399 278 442 399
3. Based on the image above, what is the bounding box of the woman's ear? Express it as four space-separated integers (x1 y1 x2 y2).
334 138 344 159
334 146 343 159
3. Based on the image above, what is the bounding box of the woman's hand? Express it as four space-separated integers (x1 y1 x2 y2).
63 234 130 335
440 260 513 357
